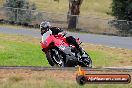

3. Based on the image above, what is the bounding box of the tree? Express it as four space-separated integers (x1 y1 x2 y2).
68 0 83 29
125 0 132 20
4 0 37 24
112 0 132 20
111 0 132 36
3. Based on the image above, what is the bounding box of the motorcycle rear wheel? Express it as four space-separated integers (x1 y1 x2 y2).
80 51 92 68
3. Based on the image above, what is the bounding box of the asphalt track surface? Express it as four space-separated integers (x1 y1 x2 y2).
0 27 132 49
0 66 132 72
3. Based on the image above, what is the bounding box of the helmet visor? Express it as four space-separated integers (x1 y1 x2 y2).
41 27 48 34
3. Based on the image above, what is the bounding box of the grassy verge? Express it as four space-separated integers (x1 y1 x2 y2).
0 70 131 88
29 0 112 18
0 33 132 67
0 33 49 66
1 78 131 88
0 23 23 28
81 43 132 67
0 23 37 29
1 0 112 18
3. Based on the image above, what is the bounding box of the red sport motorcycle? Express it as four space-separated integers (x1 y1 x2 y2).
40 32 92 67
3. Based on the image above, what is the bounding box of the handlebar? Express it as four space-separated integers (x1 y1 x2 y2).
54 32 67 38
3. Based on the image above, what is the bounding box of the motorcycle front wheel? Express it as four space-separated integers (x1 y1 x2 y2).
46 49 65 67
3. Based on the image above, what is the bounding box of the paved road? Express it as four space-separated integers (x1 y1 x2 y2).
0 27 132 50
0 66 132 72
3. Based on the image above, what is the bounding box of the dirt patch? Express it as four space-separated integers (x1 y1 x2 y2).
0 45 4 49
0 69 132 88
0 69 132 82
0 69 77 85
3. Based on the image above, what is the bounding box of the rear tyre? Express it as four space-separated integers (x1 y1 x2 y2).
81 51 92 68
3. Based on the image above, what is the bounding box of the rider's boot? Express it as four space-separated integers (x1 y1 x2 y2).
78 47 85 56
78 47 88 58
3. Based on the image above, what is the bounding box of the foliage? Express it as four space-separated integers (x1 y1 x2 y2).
112 0 126 20
111 0 132 35
112 0 132 20
3 0 37 24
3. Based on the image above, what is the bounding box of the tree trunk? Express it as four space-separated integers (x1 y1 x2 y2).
68 15 78 29
68 0 83 30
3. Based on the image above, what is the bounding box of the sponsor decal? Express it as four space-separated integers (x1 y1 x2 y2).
76 66 131 85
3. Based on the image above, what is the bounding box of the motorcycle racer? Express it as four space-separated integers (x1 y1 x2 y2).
40 21 84 56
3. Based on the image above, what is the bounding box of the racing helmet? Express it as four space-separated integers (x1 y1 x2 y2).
40 21 51 34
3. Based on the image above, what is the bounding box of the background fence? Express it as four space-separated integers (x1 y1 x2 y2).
0 7 132 36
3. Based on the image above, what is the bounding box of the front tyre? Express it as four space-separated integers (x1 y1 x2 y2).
46 49 65 67
46 50 55 66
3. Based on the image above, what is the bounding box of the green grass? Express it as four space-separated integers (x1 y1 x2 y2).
88 50 113 67
82 43 132 67
0 34 49 66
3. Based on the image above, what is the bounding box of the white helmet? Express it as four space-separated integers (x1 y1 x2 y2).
40 21 51 29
